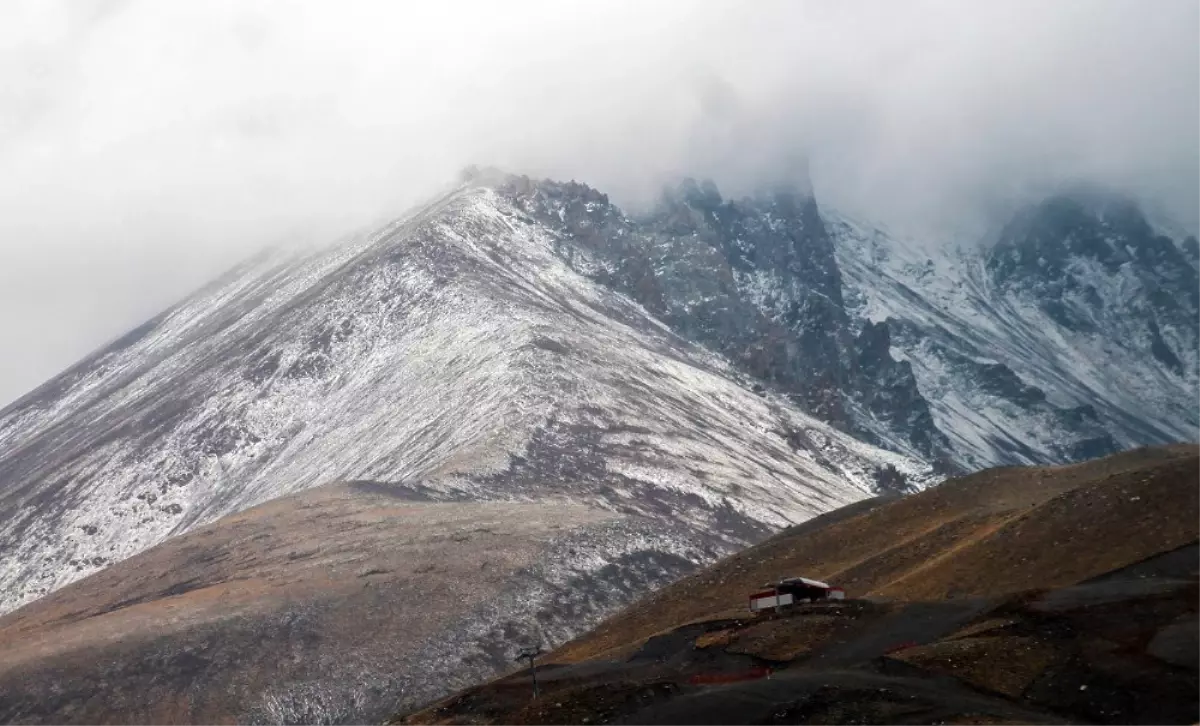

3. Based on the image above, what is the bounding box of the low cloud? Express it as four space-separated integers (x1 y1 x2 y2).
0 0 1196 404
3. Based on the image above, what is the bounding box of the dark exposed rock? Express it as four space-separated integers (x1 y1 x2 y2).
871 463 912 494
1182 236 1199 265
501 175 1197 468
1148 319 1184 374
831 184 1196 469
500 175 949 460
847 320 946 458
988 193 1198 366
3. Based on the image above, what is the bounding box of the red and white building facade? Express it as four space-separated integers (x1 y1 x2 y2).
749 576 845 612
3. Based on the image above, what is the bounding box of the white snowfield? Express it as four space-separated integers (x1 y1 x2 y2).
0 183 929 616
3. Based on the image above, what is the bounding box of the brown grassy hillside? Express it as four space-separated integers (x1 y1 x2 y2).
0 483 621 724
550 444 1198 664
398 444 1199 726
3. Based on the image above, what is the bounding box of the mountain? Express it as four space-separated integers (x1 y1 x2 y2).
0 174 930 722
507 173 951 464
832 191 1198 469
0 167 1195 722
1 177 939 618
496 171 1196 471
396 444 1200 725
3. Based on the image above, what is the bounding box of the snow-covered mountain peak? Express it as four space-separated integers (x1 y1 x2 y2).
0 180 928 616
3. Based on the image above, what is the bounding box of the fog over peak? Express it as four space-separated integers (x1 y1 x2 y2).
0 0 1196 405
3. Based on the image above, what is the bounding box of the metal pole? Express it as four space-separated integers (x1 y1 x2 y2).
515 646 544 700
529 657 540 699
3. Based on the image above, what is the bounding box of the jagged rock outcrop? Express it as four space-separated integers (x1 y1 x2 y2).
500 173 1197 471
501 174 950 462
988 192 1198 380
833 189 1197 469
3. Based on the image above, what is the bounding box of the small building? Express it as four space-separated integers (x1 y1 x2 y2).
749 576 845 612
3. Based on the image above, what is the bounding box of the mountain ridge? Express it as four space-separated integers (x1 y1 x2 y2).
0 177 930 618
0 168 1195 723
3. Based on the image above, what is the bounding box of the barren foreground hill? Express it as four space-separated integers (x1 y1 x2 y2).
0 484 694 723
400 444 1199 725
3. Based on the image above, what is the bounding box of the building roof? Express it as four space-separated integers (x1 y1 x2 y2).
777 576 830 589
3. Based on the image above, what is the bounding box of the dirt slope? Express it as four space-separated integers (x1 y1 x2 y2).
397 444 1199 725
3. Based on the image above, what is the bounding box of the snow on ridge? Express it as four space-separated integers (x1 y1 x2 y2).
0 185 922 616
828 205 1198 470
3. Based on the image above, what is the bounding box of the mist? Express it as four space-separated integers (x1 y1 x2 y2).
0 0 1196 406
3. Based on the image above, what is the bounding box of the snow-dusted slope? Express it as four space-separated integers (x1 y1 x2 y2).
503 175 950 465
831 198 1198 470
0 179 928 616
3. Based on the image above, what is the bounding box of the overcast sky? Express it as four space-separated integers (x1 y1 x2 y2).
0 0 1196 407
